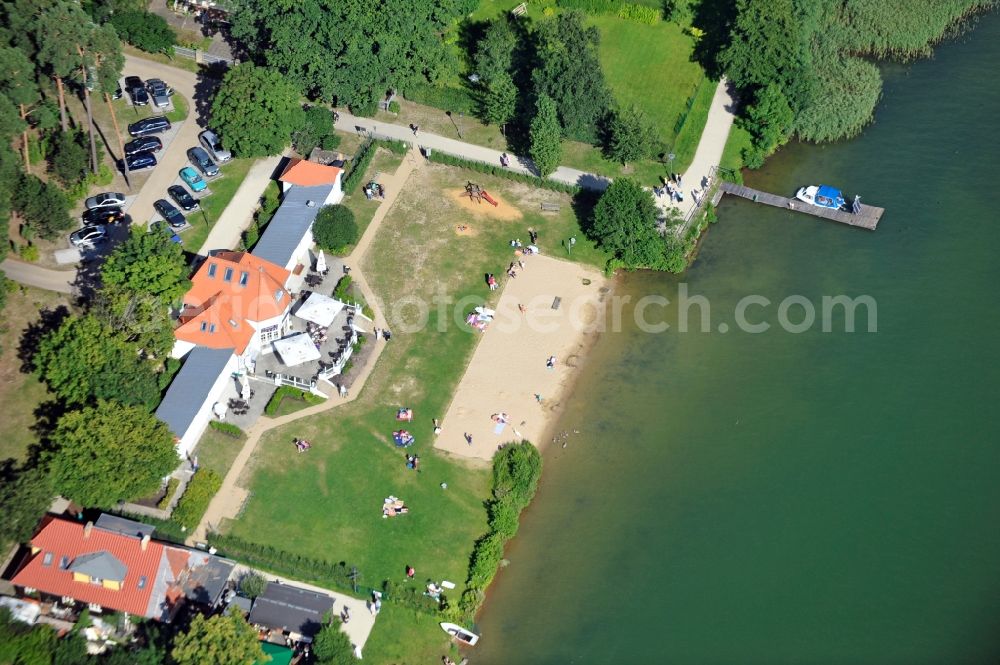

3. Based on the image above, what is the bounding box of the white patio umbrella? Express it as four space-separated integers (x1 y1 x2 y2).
238 373 251 400
315 249 327 273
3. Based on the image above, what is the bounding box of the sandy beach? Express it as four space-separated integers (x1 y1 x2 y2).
435 253 610 461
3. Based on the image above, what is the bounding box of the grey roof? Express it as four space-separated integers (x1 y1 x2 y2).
252 184 333 267
95 514 155 540
248 581 334 638
68 551 127 582
179 550 235 606
155 346 235 438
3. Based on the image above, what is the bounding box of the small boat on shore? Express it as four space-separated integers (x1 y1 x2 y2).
441 622 480 646
795 185 847 211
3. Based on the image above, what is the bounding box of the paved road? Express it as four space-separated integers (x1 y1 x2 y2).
197 154 283 255
333 112 612 191
122 54 202 226
0 258 74 293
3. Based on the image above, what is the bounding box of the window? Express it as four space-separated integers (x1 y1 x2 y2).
207 263 217 278
200 322 208 332
209 323 216 333
274 289 284 302
223 267 234 282
239 271 249 286
42 552 53 567
90 577 103 585
59 556 69 569
138 576 148 589
260 325 280 343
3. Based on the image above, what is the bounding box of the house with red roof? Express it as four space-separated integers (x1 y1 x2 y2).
9 516 235 622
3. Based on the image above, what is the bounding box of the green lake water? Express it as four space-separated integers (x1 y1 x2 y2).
474 12 1000 665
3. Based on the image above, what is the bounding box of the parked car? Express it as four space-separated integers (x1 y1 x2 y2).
119 151 157 172
198 129 232 163
85 192 126 210
82 207 125 225
124 75 143 90
69 225 107 247
153 199 186 228
187 146 219 177
112 85 123 100
147 79 170 108
179 166 207 192
125 76 148 106
128 116 171 137
124 136 162 157
167 184 199 211
150 221 182 244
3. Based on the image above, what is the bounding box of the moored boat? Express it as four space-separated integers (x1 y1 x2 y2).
440 622 480 646
795 185 847 210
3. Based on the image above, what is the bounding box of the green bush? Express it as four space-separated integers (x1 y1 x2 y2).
320 132 342 151
426 151 580 194
342 140 375 194
380 139 409 155
49 130 90 187
403 82 477 115
294 106 336 156
332 275 353 301
349 98 378 118
312 204 358 252
156 478 180 510
617 3 660 24
387 100 401 114
171 469 222 529
111 10 176 53
556 0 661 23
487 499 520 539
18 244 39 262
209 420 246 439
264 386 324 416
238 571 267 599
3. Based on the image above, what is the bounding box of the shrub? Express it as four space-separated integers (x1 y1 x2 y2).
403 82 477 116
18 244 40 262
426 151 580 194
387 100 401 114
320 132 342 151
170 469 222 529
312 204 358 252
209 420 246 438
238 571 267 599
342 140 375 194
111 10 176 53
487 499 520 539
264 386 324 416
49 131 90 187
12 173 73 239
349 98 378 118
556 0 660 24
294 106 336 156
156 478 180 510
332 275 353 301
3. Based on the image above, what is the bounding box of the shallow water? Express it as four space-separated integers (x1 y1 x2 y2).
474 12 1000 664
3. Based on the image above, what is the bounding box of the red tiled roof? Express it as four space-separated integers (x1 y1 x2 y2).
12 519 165 618
175 252 291 354
279 158 342 187
165 548 190 579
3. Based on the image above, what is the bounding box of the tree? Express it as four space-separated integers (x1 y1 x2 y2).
34 2 91 132
0 464 54 546
313 621 356 665
482 72 517 131
529 94 561 177
313 204 358 252
605 105 657 166
237 571 267 599
101 226 190 303
11 173 73 239
473 18 516 84
110 10 176 53
532 11 613 143
293 106 336 156
0 46 42 170
591 178 664 269
171 609 265 665
741 83 794 168
50 130 91 186
35 314 161 408
49 401 178 508
211 63 305 158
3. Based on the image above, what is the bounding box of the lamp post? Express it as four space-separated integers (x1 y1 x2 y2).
445 110 463 139
667 152 675 178
568 236 576 256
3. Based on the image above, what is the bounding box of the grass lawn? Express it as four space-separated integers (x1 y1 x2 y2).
222 163 607 661
376 98 507 150
0 286 70 464
341 147 409 245
719 123 752 184
182 157 255 251
193 427 246 477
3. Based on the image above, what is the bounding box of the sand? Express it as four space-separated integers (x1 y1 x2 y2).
449 188 523 221
435 253 610 461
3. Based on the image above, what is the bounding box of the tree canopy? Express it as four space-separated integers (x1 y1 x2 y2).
313 621 356 665
605 105 657 166
101 226 190 303
313 204 358 252
211 63 305 158
171 609 265 665
49 401 178 508
529 94 561 177
110 10 176 54
591 178 664 269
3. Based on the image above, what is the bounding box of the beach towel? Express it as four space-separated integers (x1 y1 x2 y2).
493 421 507 435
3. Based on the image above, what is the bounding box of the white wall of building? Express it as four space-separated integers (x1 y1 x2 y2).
175 352 239 459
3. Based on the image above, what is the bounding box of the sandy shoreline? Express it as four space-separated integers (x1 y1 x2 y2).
435 254 611 462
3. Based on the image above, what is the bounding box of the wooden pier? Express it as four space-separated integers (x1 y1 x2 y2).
714 182 885 230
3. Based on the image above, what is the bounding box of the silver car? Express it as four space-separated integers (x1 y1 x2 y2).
85 192 126 210
70 224 107 247
199 129 232 163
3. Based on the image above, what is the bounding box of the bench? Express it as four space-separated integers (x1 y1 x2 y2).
511 2 527 16
540 202 561 212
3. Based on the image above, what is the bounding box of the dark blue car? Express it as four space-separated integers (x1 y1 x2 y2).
119 151 157 172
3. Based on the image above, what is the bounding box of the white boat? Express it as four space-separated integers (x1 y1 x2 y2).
440 622 480 646
795 185 846 211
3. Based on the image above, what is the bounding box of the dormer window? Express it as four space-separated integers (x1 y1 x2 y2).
239 271 249 286
207 263 217 278
223 267 234 282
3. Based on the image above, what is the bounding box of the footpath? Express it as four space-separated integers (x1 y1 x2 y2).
189 148 423 545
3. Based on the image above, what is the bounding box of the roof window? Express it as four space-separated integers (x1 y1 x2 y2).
200 322 208 332
223 267 234 282
239 271 249 286
60 556 69 569
138 576 148 589
207 263 217 278
274 289 284 302
42 552 53 567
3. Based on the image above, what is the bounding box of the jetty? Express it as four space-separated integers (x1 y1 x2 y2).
713 182 885 230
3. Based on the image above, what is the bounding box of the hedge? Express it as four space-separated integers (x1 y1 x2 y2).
156 478 180 511
342 141 375 194
427 151 581 194
458 442 542 618
403 82 477 116
264 385 325 416
171 469 222 530
209 420 246 438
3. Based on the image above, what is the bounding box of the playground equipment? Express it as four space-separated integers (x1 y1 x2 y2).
465 182 498 207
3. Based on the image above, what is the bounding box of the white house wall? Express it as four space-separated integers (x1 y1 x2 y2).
176 353 240 459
